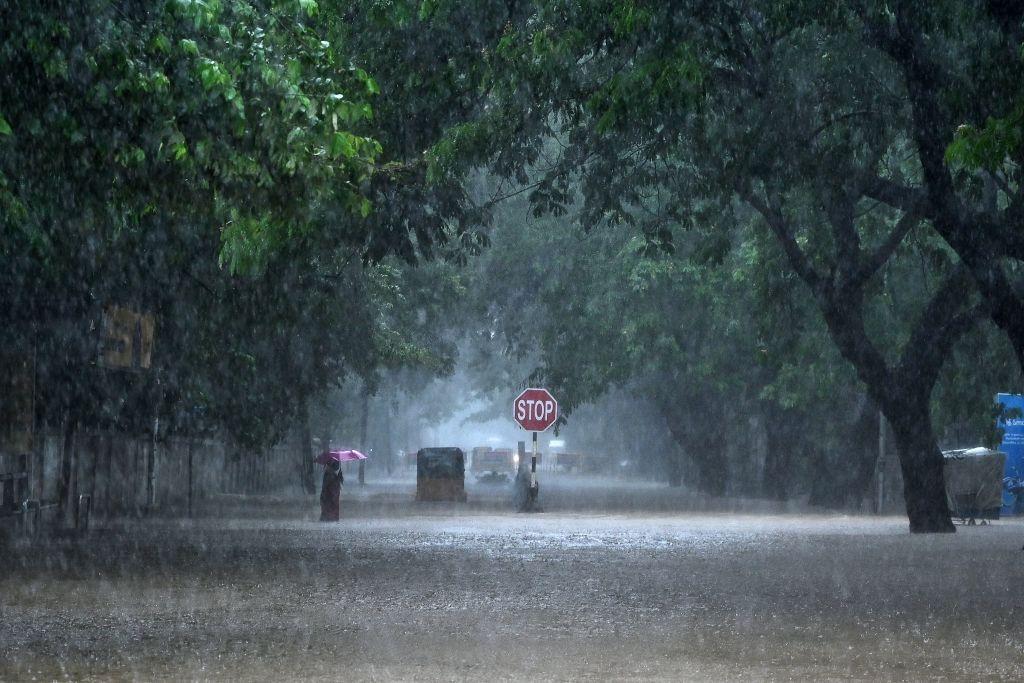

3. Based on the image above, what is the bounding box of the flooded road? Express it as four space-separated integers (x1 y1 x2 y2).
2 479 1023 681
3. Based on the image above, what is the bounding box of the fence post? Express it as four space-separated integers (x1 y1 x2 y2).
145 417 159 513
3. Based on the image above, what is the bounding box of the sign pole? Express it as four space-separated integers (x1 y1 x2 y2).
531 431 537 488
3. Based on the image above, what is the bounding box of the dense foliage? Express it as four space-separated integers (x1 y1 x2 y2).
0 0 456 452
422 0 1024 530
2 0 1022 531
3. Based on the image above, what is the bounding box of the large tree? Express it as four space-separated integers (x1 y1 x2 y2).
858 1 1024 372
0 1 473 509
425 0 999 531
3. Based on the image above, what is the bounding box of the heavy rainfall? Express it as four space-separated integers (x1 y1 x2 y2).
1 1 1023 681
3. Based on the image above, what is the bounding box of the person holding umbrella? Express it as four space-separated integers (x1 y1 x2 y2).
315 450 367 521
319 461 343 521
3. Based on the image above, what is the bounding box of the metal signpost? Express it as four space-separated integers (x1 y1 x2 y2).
513 388 558 508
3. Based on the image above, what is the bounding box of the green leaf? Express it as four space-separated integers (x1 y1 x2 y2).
152 34 172 54
198 59 226 90
330 131 356 158
0 115 11 136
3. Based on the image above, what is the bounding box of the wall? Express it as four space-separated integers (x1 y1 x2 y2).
4 431 305 529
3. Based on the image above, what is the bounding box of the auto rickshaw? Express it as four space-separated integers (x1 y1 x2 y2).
415 447 468 502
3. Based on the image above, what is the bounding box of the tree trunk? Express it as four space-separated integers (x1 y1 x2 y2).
57 413 77 527
821 293 968 527
692 431 727 497
666 452 683 487
384 399 394 476
749 179 971 531
884 396 955 533
806 445 835 508
89 433 100 519
844 399 881 509
358 393 369 485
660 401 728 495
762 404 795 501
299 402 315 495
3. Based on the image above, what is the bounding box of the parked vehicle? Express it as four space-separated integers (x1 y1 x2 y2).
470 447 516 482
554 451 610 474
415 447 467 502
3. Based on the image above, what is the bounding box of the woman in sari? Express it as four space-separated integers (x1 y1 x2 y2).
319 461 343 521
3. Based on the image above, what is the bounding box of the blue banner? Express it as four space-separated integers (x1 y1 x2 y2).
996 393 1024 514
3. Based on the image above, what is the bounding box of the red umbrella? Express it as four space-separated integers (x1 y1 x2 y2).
315 449 367 465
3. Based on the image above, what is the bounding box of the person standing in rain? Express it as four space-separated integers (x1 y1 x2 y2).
319 460 343 521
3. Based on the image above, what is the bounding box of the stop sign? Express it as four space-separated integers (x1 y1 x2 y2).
513 388 559 432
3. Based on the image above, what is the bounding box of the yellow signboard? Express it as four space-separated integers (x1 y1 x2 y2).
100 306 155 370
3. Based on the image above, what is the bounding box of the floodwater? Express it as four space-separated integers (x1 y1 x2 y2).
2 477 1022 681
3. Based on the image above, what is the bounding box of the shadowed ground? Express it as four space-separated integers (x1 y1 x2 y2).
2 478 1022 681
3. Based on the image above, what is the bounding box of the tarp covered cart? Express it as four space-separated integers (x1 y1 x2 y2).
943 447 1006 524
415 447 468 502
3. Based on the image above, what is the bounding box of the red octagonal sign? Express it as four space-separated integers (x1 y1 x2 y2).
513 387 559 432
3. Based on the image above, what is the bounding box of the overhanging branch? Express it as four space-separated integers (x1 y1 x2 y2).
740 186 825 295
850 208 920 288
897 264 981 390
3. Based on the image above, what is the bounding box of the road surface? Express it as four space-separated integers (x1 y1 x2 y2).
2 478 1022 681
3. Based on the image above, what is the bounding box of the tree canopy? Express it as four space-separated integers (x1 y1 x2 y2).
2 0 1022 532
419 0 1024 530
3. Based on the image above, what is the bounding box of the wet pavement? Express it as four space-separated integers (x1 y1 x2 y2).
2 478 1023 681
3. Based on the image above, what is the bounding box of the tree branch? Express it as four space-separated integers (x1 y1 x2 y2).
850 208 920 288
863 175 930 215
988 169 1016 203
741 186 825 295
806 110 879 145
826 192 861 288
866 175 1024 262
896 264 981 391
956 254 1024 372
